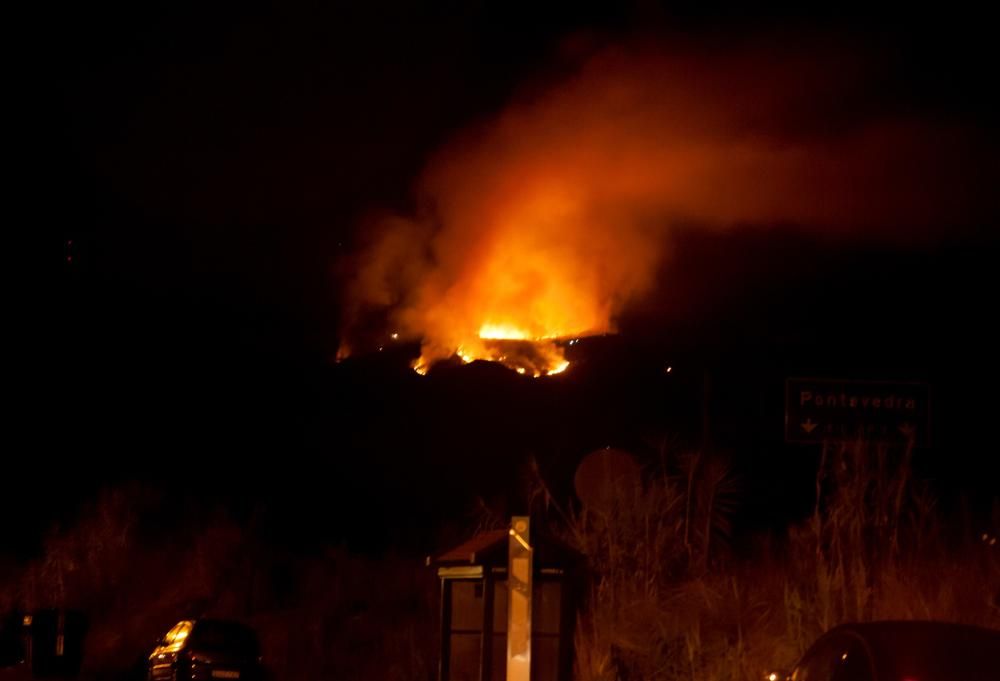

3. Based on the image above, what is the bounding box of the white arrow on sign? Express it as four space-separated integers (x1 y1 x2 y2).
801 419 818 434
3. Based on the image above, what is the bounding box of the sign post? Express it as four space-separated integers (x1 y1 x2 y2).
507 516 532 681
785 378 930 446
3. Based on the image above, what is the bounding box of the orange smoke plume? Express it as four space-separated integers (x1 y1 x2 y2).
341 38 984 375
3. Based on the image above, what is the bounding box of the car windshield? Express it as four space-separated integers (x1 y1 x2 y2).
189 621 259 657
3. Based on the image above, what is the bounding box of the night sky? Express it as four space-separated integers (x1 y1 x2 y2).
14 2 1000 556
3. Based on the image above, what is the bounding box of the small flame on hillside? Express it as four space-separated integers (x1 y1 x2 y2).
413 328 575 377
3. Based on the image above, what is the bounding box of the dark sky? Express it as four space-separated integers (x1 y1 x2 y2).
28 3 996 344
13 2 999 554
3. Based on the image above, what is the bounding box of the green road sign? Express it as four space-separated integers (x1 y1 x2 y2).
785 378 930 445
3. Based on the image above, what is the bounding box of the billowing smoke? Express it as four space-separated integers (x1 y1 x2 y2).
340 37 986 372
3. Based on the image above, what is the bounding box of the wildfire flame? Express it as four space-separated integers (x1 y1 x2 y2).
394 181 639 376
478 323 556 341
413 328 576 377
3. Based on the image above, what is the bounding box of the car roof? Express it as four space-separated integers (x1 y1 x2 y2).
819 621 1000 681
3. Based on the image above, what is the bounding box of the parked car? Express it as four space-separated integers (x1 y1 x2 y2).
148 619 262 681
787 620 1000 681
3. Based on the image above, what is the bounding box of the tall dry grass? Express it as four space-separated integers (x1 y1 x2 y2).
3 438 998 681
534 439 1000 681
2 486 438 681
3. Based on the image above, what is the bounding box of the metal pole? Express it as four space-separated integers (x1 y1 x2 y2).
506 516 532 681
